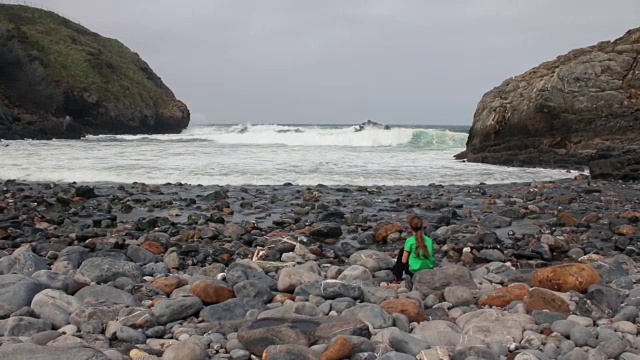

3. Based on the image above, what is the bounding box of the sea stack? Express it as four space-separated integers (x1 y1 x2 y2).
0 4 190 140
457 28 640 180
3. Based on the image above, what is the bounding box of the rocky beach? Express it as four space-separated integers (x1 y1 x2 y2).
0 177 638 360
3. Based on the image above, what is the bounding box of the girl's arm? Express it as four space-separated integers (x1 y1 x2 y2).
402 251 410 264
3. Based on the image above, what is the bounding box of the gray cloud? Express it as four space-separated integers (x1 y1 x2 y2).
3 0 639 125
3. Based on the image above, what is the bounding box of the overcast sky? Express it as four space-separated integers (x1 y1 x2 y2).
4 1 640 125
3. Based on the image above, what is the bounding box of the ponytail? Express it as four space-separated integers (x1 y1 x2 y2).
408 214 429 259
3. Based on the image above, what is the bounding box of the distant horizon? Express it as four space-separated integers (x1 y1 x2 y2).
187 121 471 128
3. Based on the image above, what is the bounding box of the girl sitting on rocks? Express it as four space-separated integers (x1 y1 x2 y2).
391 214 435 284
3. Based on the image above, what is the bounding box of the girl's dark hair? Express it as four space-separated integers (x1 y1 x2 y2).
408 214 428 258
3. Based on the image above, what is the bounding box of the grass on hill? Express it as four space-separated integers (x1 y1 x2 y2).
0 4 172 112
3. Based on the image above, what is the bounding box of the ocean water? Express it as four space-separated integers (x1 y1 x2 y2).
0 124 578 186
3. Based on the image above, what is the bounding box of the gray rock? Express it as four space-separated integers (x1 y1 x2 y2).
224 223 246 241
233 280 274 303
531 310 567 325
152 296 203 325
613 321 637 335
262 343 317 360
337 265 373 282
116 325 146 344
413 264 477 296
543 343 560 359
142 262 169 276
620 353 640 360
443 286 475 307
479 214 512 229
25 330 62 345
56 246 90 269
77 257 143 284
451 345 500 360
226 263 277 290
258 302 322 318
562 348 589 360
237 317 316 356
348 250 395 272
126 245 156 265
294 279 363 300
331 297 357 313
103 350 125 360
31 289 81 329
70 303 126 328
569 325 593 347
75 285 140 307
229 349 250 360
276 264 322 292
0 274 46 313
613 306 639 322
309 222 342 239
342 303 394 329
31 270 78 294
161 339 208 359
201 298 266 323
362 285 397 304
387 329 430 356
550 319 579 338
0 250 49 276
0 343 109 359
0 316 52 337
80 320 104 335
596 336 628 359
392 313 410 333
477 249 506 262
456 309 533 344
412 320 483 347
586 349 608 360
586 285 626 318
377 351 415 360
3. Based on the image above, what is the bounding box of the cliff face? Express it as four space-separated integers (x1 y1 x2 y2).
0 5 189 140
457 28 640 180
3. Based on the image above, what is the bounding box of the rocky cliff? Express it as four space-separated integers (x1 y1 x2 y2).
457 28 640 180
0 4 189 140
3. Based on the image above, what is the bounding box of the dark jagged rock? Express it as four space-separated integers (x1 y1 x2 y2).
457 28 640 180
354 119 391 132
0 4 189 140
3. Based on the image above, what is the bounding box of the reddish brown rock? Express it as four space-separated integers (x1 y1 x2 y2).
523 288 571 315
321 336 354 360
380 298 425 323
141 241 166 255
151 277 183 296
375 223 403 243
531 263 600 293
557 212 577 227
0 229 6 239
615 225 636 236
189 280 235 305
581 214 601 223
218 253 233 264
477 283 530 308
621 211 640 220
267 231 289 238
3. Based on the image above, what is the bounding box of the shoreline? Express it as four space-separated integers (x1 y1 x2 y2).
1 176 639 359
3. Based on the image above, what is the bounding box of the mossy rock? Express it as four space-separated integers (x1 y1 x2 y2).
0 4 189 139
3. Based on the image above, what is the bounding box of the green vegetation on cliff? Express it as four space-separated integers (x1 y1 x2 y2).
0 4 189 139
